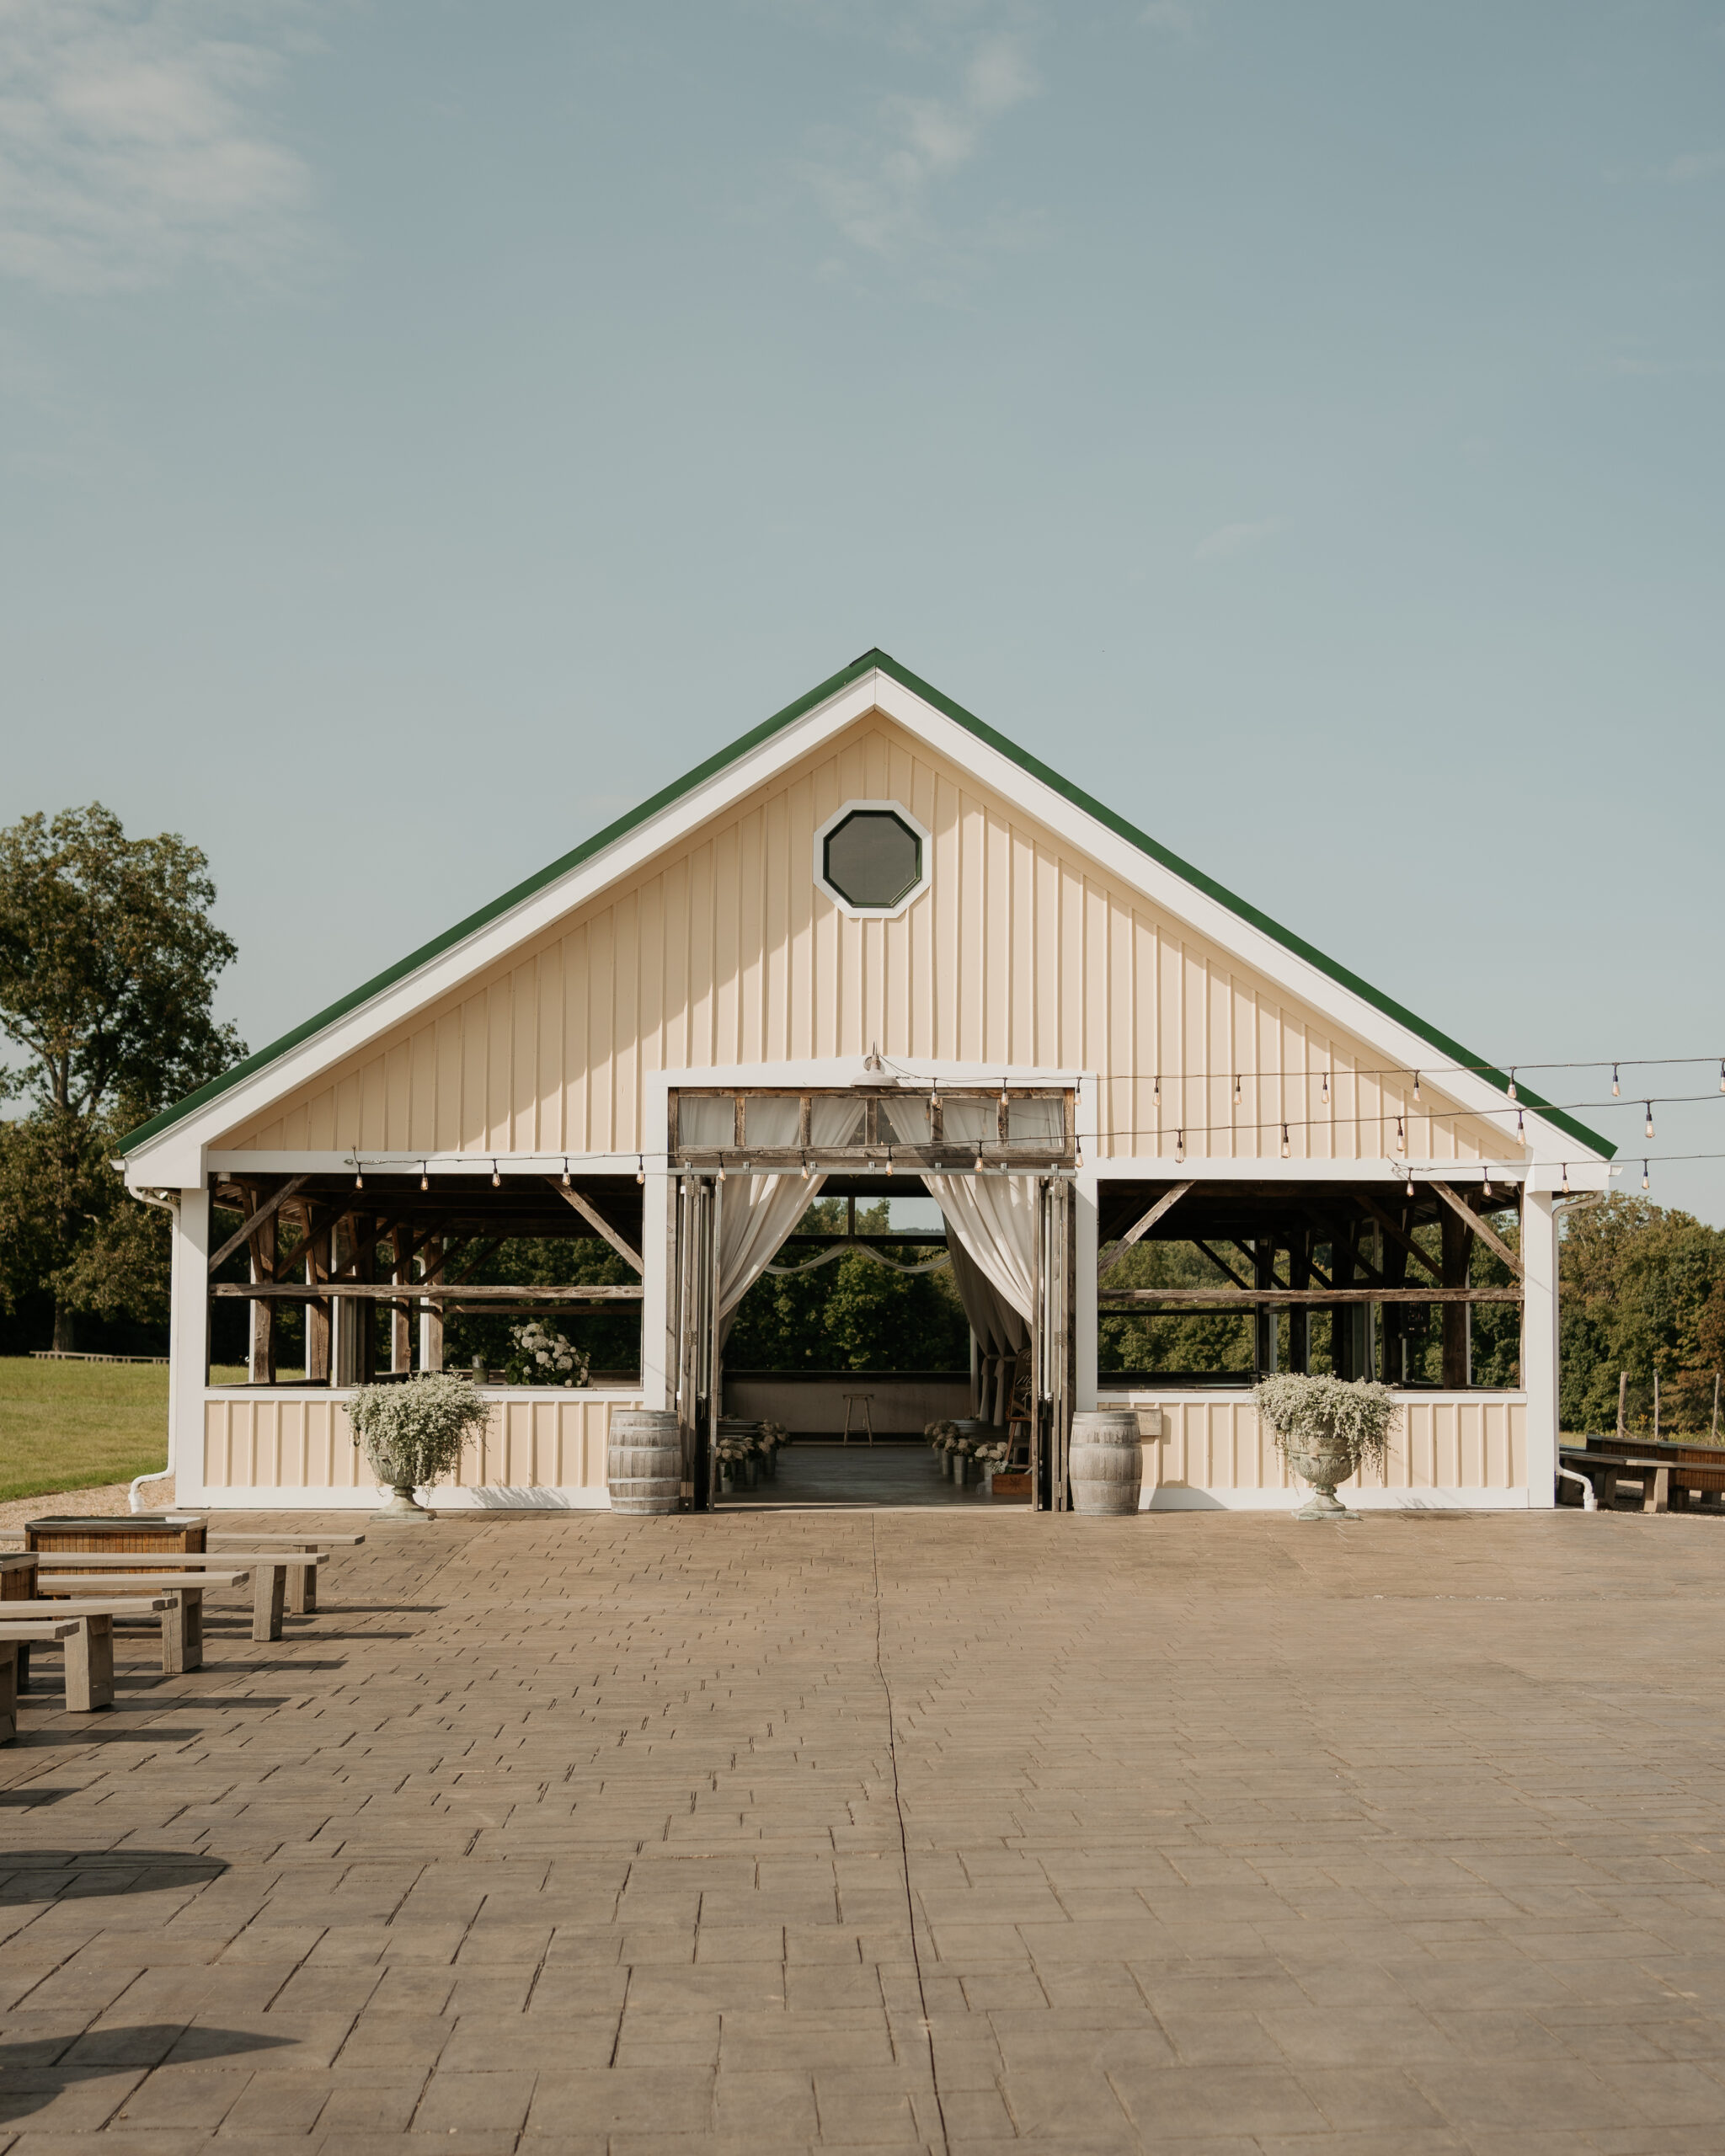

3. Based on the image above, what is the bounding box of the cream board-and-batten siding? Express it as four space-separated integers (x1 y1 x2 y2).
1103 1392 1530 1510
120 651 1613 1513
213 712 1508 1167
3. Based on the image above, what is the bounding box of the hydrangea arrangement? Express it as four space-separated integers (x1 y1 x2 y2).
505 1320 590 1389
348 1372 494 1518
1252 1373 1402 1471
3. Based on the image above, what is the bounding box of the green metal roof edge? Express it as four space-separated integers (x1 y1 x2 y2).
120 645 1612 1163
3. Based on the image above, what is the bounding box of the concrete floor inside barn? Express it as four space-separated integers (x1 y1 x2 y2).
4 1508 1725 2153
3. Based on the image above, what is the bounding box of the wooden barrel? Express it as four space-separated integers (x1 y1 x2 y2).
1069 1409 1143 1516
607 1410 681 1515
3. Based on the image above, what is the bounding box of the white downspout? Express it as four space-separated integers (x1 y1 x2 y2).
129 1187 180 1512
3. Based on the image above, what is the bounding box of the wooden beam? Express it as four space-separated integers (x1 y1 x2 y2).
1097 1182 1194 1278
1429 1181 1524 1280
1096 1286 1522 1306
1354 1193 1444 1285
545 1178 644 1273
207 1177 308 1275
270 1203 355 1281
214 1283 645 1302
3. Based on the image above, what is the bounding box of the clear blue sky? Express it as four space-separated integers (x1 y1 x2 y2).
3 3 1722 1213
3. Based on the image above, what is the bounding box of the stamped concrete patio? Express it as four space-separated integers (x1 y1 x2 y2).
4 1508 1725 2155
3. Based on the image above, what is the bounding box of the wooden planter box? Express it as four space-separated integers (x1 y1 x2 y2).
25 1515 206 1556
990 1471 1032 1502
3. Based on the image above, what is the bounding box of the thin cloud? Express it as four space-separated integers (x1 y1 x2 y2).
1194 517 1282 563
802 12 1041 259
0 0 318 295
1663 149 1725 184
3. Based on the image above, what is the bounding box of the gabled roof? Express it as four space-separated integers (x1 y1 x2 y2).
119 649 1612 1160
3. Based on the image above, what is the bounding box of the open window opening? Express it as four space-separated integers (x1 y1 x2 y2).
206 1171 645 1390
1097 1177 1525 1389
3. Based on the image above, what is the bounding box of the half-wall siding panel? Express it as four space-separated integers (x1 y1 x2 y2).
1113 1392 1527 1496
204 1394 630 1492
215 714 1518 1169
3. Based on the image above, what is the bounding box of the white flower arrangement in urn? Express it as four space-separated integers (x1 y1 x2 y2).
924 1419 1010 1485
1252 1373 1402 1520
505 1320 590 1389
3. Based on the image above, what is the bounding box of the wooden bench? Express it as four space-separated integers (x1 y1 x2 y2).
35 1551 323 1643
209 1532 365 1614
34 1571 251 1672
0 1598 171 1709
0 1620 81 1741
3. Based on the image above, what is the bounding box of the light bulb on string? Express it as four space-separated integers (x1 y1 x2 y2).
1642 1161 1651 1192
1407 1171 1416 1196
1516 1109 1525 1138
885 1153 895 1176
1482 1177 1493 1198
561 1157 570 1187
1562 1165 1571 1195
1280 1124 1290 1160
800 1155 810 1181
1233 1075 1242 1105
1000 1080 1010 1107
1508 1068 1518 1101
975 1154 985 1173
1395 1117 1406 1155
1174 1129 1185 1164
1413 1071 1422 1103
718 1161 726 1182
636 1155 646 1185
419 1161 429 1192
1612 1065 1621 1097
1718 1059 1725 1094
1645 1103 1655 1139
1153 1075 1161 1104
355 1163 364 1190
1321 1072 1330 1106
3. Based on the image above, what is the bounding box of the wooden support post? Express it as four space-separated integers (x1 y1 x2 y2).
355 1222 377 1385
253 1566 287 1644
1440 1204 1470 1388
1253 1242 1277 1377
304 1218 331 1384
1288 1234 1311 1373
1329 1235 1354 1379
160 1589 203 1676
1381 1212 1410 1383
63 1614 115 1711
1618 1369 1627 1442
392 1225 414 1374
248 1198 276 1385
0 1641 14 1743
420 1239 444 1373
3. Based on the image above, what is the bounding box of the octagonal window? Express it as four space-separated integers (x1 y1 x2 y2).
821 809 923 910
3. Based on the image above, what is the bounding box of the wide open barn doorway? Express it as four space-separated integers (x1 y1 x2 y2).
666 1083 1077 1511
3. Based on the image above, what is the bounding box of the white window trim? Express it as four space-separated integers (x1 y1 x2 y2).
811 799 932 921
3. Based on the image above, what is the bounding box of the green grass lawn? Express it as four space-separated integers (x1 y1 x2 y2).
0 1358 174 1502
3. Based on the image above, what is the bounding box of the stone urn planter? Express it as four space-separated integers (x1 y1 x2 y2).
348 1374 493 1524
1253 1374 1402 1523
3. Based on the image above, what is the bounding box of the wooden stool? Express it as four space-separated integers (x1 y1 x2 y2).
841 1393 876 1445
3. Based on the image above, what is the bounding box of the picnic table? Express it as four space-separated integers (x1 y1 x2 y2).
1560 1439 1725 1514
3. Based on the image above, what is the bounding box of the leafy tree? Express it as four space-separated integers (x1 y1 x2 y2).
0 805 243 1349
1558 1196 1725 1433
1098 1235 1255 1375
726 1200 968 1369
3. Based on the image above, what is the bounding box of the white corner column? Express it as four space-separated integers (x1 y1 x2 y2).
1074 1077 1099 1412
1521 1189 1559 1508
641 1168 671 1412
169 1185 211 1508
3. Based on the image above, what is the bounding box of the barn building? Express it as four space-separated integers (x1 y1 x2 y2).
118 652 1612 1513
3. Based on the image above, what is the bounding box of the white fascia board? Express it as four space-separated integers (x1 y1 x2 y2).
866 674 1608 1168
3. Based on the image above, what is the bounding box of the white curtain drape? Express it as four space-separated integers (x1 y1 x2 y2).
716 1096 863 1337
923 1171 1040 1322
